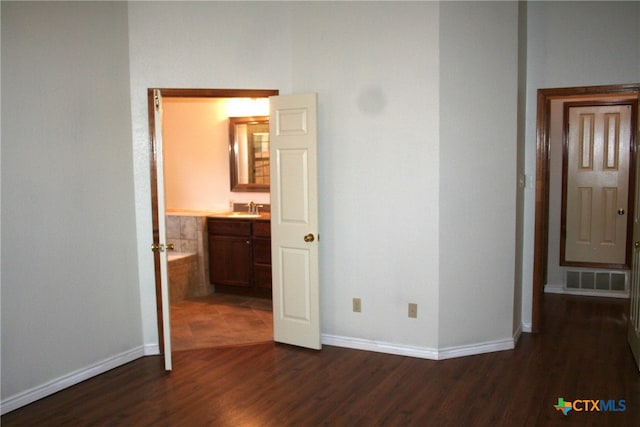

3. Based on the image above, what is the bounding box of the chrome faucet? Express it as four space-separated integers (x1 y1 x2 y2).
246 201 262 215
247 201 256 214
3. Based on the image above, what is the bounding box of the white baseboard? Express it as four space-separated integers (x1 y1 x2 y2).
522 322 532 333
437 337 514 360
513 324 522 345
144 343 160 356
1 346 145 415
545 283 629 299
322 334 439 359
322 333 515 361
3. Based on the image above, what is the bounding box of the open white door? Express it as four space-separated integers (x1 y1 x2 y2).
269 93 321 350
153 89 173 370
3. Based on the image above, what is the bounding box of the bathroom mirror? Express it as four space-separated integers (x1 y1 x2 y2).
228 116 270 192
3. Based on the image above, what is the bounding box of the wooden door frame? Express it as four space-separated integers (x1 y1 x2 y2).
147 88 279 354
533 83 640 332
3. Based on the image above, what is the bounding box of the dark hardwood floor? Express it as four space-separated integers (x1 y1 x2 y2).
3 294 639 426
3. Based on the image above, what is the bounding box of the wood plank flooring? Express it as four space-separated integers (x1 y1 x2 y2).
3 294 640 426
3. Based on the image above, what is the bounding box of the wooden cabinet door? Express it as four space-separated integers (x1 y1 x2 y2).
253 237 272 289
209 235 252 287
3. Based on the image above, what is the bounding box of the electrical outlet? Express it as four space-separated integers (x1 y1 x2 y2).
408 303 418 318
353 298 362 313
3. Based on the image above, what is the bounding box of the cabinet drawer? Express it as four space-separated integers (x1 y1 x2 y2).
207 219 251 236
253 220 271 237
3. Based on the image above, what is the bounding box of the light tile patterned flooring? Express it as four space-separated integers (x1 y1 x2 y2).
170 293 273 351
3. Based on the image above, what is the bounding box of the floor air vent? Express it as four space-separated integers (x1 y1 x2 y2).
565 270 627 293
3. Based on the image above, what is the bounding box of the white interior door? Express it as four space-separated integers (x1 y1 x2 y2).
153 89 173 370
269 93 321 350
563 104 632 266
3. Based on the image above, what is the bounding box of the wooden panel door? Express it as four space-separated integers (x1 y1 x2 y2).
562 103 633 267
269 93 321 350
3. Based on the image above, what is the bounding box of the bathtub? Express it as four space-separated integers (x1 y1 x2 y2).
168 251 196 263
168 251 199 303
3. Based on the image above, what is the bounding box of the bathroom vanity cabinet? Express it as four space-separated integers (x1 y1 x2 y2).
207 217 271 297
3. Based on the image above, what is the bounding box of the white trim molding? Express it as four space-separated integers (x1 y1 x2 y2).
144 343 160 356
322 334 515 361
1 346 145 415
322 334 439 359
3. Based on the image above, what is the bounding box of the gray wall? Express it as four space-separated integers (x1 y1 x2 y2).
288 2 441 348
1 1 141 404
439 2 519 347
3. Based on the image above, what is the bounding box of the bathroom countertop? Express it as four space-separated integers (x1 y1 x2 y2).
166 209 270 220
206 211 271 220
166 209 229 216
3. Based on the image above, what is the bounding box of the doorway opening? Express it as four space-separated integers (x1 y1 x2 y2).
148 88 279 353
532 83 640 332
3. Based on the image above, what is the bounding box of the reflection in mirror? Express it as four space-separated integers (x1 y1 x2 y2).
229 116 269 192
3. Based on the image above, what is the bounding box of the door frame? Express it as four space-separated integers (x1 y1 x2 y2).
147 88 279 354
533 83 640 332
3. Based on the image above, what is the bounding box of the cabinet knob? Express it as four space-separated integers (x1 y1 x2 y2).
304 233 315 243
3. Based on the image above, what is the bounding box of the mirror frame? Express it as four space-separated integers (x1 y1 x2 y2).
228 116 270 192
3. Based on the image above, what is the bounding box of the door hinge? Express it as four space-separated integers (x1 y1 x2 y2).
151 243 174 252
154 94 160 110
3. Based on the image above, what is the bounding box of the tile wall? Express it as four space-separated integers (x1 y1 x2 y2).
166 215 210 298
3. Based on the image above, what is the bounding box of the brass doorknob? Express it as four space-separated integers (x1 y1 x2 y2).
618 209 625 215
635 241 640 249
304 233 315 242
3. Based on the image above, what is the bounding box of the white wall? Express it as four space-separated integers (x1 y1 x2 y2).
514 1 528 335
290 2 441 348
162 98 269 212
522 1 640 325
439 2 519 348
1 1 141 408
